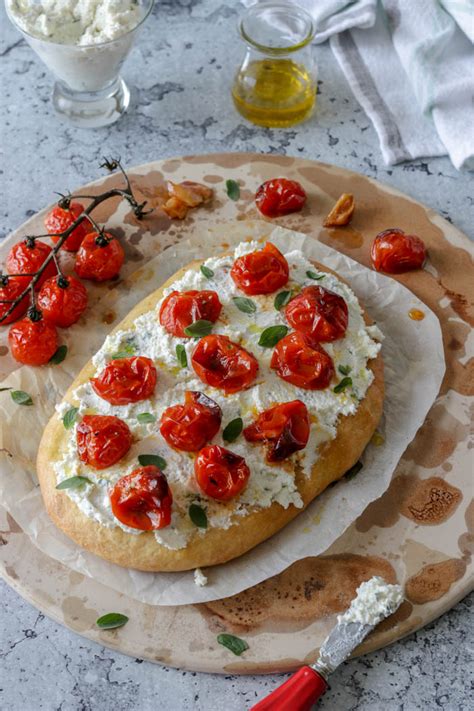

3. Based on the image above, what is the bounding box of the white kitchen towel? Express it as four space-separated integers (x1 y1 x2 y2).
242 1 474 170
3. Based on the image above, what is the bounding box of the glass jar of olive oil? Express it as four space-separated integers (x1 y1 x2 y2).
232 1 316 128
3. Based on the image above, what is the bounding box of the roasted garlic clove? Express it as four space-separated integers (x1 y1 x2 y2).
323 193 355 227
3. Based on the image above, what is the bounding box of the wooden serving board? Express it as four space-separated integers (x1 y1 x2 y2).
0 153 472 674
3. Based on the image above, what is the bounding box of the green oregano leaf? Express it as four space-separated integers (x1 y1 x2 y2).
56 475 91 490
333 376 353 393
10 390 33 406
306 270 325 281
176 344 187 368
110 342 136 359
136 412 156 424
225 179 240 201
274 290 291 311
138 453 167 470
223 417 243 443
217 633 249 656
258 325 288 348
189 503 208 529
184 319 213 338
232 297 256 314
96 613 129 630
338 365 352 376
200 265 214 279
62 407 79 430
345 461 363 480
49 344 68 364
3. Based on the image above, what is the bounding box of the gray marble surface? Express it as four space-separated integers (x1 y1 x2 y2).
0 1 473 710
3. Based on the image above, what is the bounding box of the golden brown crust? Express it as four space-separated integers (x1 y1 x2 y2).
36 259 384 572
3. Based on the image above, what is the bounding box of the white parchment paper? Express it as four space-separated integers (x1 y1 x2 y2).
0 224 445 605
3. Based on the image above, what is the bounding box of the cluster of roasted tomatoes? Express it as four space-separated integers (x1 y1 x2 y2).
74 241 353 531
1 200 125 365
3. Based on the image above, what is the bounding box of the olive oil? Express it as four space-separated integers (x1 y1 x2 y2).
232 58 316 128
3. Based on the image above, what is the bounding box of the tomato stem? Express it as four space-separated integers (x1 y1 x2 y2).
0 158 151 324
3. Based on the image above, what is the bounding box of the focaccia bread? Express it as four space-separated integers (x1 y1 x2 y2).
37 240 384 572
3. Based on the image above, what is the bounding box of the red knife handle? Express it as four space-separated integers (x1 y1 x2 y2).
250 666 328 711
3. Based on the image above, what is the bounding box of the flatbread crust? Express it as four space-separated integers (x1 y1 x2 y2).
37 259 384 572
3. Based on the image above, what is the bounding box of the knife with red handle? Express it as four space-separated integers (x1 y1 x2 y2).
251 578 403 710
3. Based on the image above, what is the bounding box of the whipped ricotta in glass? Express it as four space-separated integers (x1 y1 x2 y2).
53 241 383 550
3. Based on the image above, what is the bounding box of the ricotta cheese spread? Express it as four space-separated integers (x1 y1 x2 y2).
193 568 208 587
53 241 383 550
6 0 144 45
338 576 404 626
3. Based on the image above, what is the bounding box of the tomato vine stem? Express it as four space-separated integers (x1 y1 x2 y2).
0 158 151 324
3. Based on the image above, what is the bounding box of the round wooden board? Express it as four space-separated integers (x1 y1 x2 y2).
0 153 472 674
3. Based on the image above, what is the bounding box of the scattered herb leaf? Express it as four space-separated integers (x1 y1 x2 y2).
96 613 129 630
49 344 68 364
200 265 214 279
225 179 240 201
56 475 91 490
333 376 353 393
345 461 363 480
184 319 213 338
62 407 79 430
176 344 188 368
338 365 352 376
10 390 33 406
258 325 288 348
274 290 291 311
223 417 243 443
232 296 256 314
306 270 324 281
136 412 156 424
110 342 136 359
138 453 167 470
189 503 208 528
217 633 249 656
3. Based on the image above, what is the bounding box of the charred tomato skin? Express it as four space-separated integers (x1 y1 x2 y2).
194 445 250 501
0 277 30 325
230 242 289 296
191 334 259 393
285 285 348 343
91 356 157 406
110 465 173 531
159 290 222 338
6 239 58 289
44 202 89 252
160 390 222 452
244 399 310 462
270 331 335 390
76 414 132 470
371 228 427 274
255 178 306 218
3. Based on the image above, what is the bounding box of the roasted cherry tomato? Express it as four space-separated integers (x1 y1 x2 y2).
44 201 89 252
159 290 222 338
110 465 172 531
191 334 258 393
37 275 88 328
255 178 306 218
0 276 29 325
371 228 427 274
285 285 348 343
194 445 250 501
91 356 157 406
244 400 310 462
8 312 58 365
74 231 124 282
6 238 57 289
160 390 222 452
271 332 335 390
230 242 289 296
76 414 132 470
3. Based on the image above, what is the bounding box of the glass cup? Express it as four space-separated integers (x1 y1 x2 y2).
5 0 154 128
232 1 317 128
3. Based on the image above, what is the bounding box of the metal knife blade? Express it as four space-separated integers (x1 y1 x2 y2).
312 620 378 678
